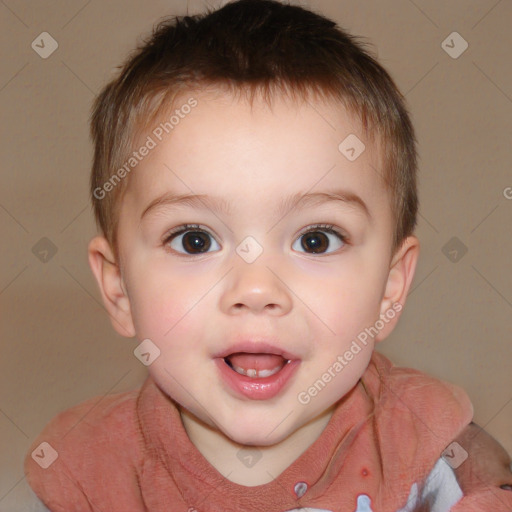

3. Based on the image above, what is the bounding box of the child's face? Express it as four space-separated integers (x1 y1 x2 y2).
94 90 417 446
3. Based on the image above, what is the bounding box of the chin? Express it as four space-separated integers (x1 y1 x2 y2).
219 418 292 447
227 430 286 447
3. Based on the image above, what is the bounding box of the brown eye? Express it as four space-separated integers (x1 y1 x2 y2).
292 225 346 254
181 231 211 253
301 231 329 253
165 226 220 255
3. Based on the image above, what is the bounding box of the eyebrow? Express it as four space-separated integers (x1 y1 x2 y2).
140 188 371 221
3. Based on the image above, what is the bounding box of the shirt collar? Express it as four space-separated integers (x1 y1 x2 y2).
136 354 388 510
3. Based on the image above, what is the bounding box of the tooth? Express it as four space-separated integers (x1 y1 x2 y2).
232 364 247 376
230 363 286 378
258 365 282 377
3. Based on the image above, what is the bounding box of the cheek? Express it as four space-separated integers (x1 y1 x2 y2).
296 258 385 339
126 265 191 340
127 260 219 353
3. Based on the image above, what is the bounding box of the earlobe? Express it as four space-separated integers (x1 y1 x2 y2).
88 236 136 338
375 236 420 342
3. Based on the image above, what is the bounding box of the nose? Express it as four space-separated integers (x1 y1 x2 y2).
220 254 293 316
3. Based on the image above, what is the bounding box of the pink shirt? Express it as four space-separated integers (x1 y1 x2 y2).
24 352 512 511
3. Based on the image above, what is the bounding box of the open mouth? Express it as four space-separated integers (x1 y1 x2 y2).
216 346 300 400
224 353 291 379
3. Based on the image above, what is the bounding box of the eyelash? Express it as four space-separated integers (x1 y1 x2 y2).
162 223 349 255
296 224 349 245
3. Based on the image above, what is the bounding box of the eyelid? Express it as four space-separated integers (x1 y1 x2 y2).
162 223 211 242
297 223 349 243
162 223 349 241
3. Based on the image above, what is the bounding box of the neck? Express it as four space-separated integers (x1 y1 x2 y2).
179 405 336 487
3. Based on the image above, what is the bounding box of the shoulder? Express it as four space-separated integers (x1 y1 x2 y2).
366 352 474 445
24 384 144 510
27 384 141 454
357 353 476 507
372 351 473 415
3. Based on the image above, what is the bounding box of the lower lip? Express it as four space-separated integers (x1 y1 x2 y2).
215 358 300 400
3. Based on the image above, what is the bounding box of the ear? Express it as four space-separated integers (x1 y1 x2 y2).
88 235 136 338
374 235 420 342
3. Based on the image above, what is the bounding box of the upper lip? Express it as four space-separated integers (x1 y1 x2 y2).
214 341 300 361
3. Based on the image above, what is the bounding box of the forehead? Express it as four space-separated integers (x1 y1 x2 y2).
123 89 388 220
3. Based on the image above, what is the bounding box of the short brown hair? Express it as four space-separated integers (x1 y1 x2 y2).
90 0 418 258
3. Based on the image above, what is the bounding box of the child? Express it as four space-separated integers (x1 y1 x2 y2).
24 1 512 510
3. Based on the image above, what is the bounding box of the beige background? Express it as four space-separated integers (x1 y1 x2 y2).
1 0 511 509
